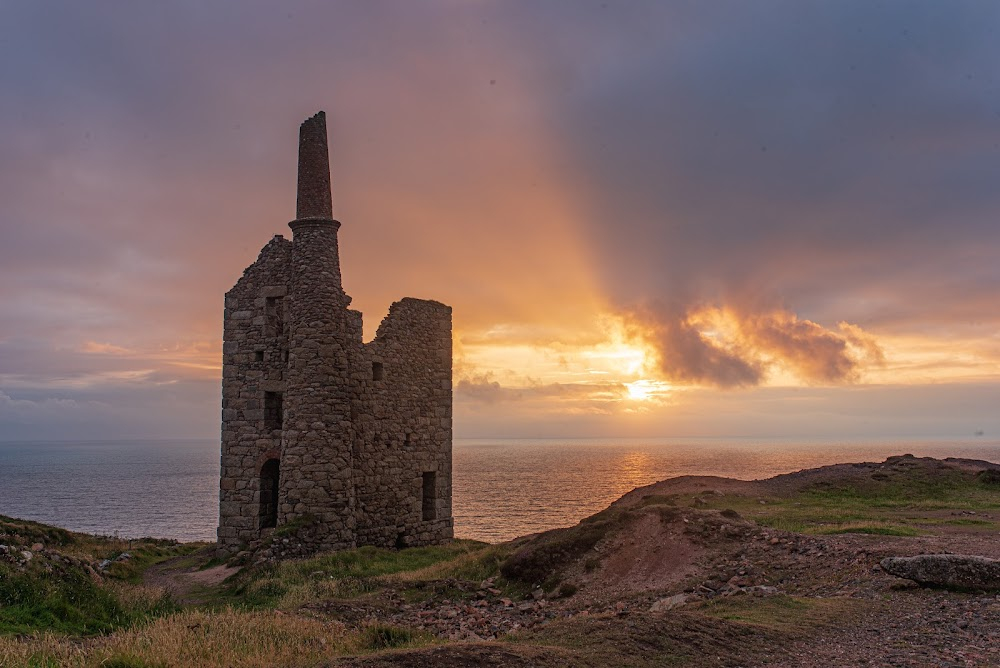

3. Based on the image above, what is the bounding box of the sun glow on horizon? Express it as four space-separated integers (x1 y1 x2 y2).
625 379 672 401
455 311 678 417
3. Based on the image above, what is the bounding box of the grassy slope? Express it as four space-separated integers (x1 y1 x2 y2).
695 456 1000 536
0 515 202 636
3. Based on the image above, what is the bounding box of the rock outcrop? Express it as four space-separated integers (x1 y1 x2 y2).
880 554 1000 591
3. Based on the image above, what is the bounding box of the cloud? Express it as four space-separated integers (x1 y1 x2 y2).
456 374 519 404
80 341 135 355
625 303 884 388
540 1 1000 337
626 305 762 388
454 370 655 424
457 372 629 405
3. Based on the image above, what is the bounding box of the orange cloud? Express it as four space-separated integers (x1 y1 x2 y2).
625 303 884 388
80 341 134 355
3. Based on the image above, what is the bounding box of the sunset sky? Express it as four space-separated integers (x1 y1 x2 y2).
1 1 998 441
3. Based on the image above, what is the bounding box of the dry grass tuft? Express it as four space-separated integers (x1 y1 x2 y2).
0 609 344 667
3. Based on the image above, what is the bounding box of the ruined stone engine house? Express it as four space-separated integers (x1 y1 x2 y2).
218 112 453 556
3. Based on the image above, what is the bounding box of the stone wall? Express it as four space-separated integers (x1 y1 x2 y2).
218 236 292 548
352 298 454 548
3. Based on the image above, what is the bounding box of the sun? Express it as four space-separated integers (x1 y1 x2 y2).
626 380 651 400
625 379 671 401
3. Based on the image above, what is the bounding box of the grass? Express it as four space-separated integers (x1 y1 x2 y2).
695 461 1000 536
0 560 175 636
698 595 857 633
0 515 201 636
221 540 494 609
0 608 436 668
510 613 695 667
0 515 76 549
0 536 455 668
104 544 208 585
817 524 920 536
358 623 427 651
398 541 511 582
925 517 996 527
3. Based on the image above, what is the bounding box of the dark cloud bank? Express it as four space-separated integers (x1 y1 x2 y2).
522 1 1000 384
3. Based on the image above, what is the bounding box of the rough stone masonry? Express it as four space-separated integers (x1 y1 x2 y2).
217 112 453 557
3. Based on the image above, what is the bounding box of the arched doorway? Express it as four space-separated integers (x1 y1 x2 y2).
259 458 280 529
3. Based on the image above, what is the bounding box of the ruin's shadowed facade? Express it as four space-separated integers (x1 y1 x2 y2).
217 112 453 556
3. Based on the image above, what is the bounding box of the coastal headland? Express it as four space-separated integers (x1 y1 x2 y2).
2 454 999 666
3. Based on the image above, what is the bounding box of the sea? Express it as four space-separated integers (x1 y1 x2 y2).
1 438 998 544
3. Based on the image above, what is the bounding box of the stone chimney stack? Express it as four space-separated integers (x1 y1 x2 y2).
288 111 345 295
295 111 333 221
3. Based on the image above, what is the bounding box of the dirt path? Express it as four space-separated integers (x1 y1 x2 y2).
143 553 241 605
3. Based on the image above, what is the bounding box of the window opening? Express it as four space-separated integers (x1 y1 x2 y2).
259 459 280 529
254 350 264 362
421 472 437 521
372 362 384 381
264 391 283 432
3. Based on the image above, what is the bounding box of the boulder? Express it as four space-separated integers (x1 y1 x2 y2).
880 554 1000 591
650 593 689 612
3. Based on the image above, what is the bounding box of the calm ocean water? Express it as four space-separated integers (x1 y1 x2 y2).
1 438 998 544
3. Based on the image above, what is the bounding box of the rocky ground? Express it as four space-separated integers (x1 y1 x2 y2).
324 455 1000 666
134 454 1000 667
313 525 1000 667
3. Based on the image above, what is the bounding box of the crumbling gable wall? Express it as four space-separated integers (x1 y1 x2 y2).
351 298 454 548
218 236 292 548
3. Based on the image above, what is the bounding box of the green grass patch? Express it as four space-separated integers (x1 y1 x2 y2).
270 513 318 539
0 515 202 636
223 540 491 609
817 525 920 536
358 623 432 651
0 515 76 548
290 541 484 580
406 541 511 583
930 518 996 527
795 462 1000 512
0 560 176 636
699 595 855 633
691 460 1000 536
105 542 207 585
